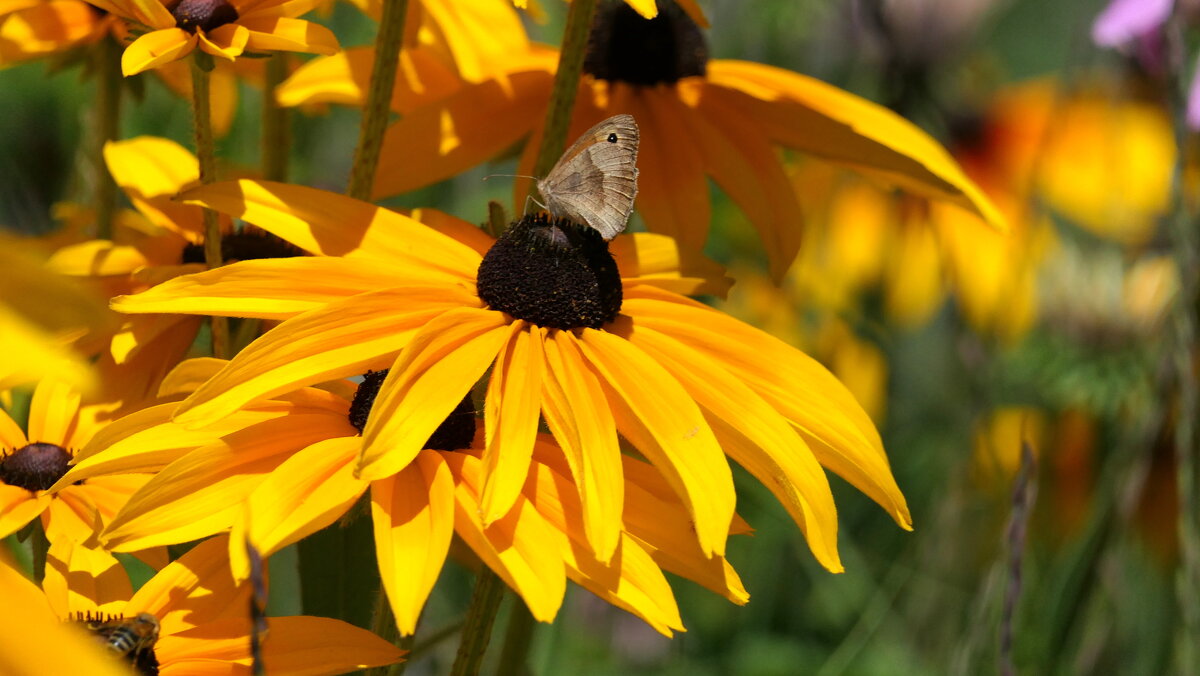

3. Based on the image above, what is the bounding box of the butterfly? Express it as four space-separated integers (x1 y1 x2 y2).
536 114 640 240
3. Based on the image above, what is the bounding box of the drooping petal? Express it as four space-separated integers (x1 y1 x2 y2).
371 68 552 199
275 45 464 112
358 307 511 481
170 286 478 427
624 286 912 529
101 413 350 551
121 28 195 76
707 61 1005 232
42 489 100 542
525 454 685 635
229 436 366 582
619 86 711 252
44 538 131 618
540 330 623 563
0 407 28 448
371 449 455 635
619 456 748 604
177 179 482 276
443 452 567 622
239 16 339 54
126 535 249 634
576 327 735 557
625 321 842 571
683 82 805 281
480 322 543 526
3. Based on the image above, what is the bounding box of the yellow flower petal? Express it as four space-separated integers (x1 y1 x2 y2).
541 330 623 563
199 23 248 61
480 322 543 526
0 486 48 539
124 0 174 27
121 28 195 76
230 436 366 581
611 232 733 298
43 539 131 619
102 413 350 551
625 286 912 530
629 323 843 571
577 327 735 558
26 378 80 447
358 307 511 481
171 286 476 427
445 452 566 622
0 407 28 448
0 558 130 676
178 179 482 275
371 449 455 635
707 61 1005 232
240 16 339 55
127 535 249 634
257 616 406 672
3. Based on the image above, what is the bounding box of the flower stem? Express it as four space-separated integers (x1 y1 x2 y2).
346 0 409 201
450 567 506 676
262 53 291 183
366 588 414 676
529 0 598 183
30 522 49 585
495 599 535 676
93 37 122 240
189 52 229 359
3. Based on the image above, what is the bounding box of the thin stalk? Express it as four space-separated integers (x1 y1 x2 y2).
450 567 506 676
495 599 535 676
528 0 598 185
93 38 122 239
346 0 409 201
262 53 291 183
366 589 415 676
189 53 230 359
30 523 48 585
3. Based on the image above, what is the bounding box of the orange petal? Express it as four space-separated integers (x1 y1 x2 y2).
480 322 543 526
371 450 455 635
240 16 339 54
44 538 131 618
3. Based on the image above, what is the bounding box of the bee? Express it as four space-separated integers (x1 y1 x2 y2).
87 612 160 659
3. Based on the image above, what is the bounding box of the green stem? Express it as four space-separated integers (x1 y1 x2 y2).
262 53 291 183
450 567 506 676
93 38 122 240
30 522 48 586
528 0 598 185
346 0 409 201
366 589 415 676
495 598 535 676
189 53 230 359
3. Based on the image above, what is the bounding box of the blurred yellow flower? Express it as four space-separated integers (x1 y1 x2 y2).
87 0 339 76
0 0 114 65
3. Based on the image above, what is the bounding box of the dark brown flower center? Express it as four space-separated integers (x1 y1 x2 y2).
171 0 238 33
350 370 478 452
584 0 708 85
477 213 622 330
0 442 72 491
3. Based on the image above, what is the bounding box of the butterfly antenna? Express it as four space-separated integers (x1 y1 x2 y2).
482 173 539 182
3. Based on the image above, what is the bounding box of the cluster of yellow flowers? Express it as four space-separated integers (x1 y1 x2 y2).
0 0 1185 673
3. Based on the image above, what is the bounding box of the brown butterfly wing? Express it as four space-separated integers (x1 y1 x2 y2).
536 114 639 240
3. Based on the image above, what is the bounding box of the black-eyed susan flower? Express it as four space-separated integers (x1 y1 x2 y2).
40 534 405 674
87 0 339 76
59 359 749 635
109 180 911 579
363 0 1002 279
0 556 130 676
0 377 155 544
